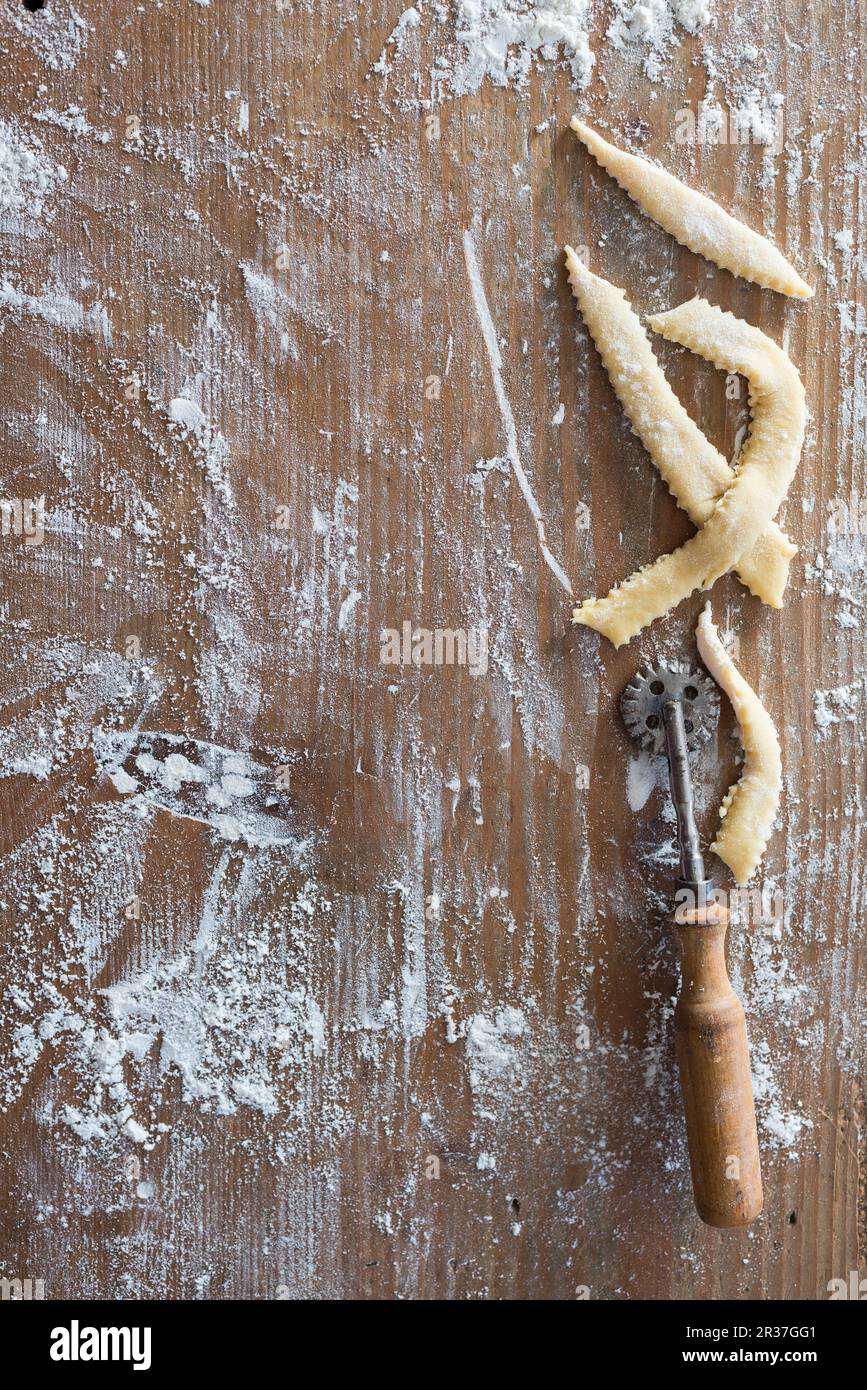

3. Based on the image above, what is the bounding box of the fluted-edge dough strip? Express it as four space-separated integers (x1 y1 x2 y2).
563 248 796 607
571 119 813 301
696 604 782 884
572 299 807 647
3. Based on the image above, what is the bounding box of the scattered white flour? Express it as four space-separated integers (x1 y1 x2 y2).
0 119 67 225
446 0 597 91
30 869 334 1144
465 1007 526 1087
813 679 862 737
109 767 139 795
805 537 867 627
751 1044 813 1151
0 276 82 328
379 0 714 96
166 396 233 503
337 588 363 631
626 750 659 812
239 260 291 347
608 0 711 80
372 6 422 77
167 395 209 433
832 228 854 255
94 730 308 849
10 0 91 73
0 277 113 344
33 105 111 143
761 1104 812 1149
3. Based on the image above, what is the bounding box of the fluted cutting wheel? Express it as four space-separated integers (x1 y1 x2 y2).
620 663 719 757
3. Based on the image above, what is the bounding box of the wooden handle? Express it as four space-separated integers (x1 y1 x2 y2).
674 906 763 1228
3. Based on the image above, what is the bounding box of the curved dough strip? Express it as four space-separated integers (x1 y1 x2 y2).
564 247 796 607
571 118 813 300
572 299 807 647
696 604 782 884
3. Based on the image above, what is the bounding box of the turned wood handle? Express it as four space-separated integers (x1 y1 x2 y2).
674 905 763 1228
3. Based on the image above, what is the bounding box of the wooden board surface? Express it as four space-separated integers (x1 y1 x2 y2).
0 0 864 1300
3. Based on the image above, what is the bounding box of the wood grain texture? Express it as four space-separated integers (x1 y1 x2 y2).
0 0 864 1300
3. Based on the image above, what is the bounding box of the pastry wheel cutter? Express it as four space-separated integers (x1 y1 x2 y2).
621 662 763 1228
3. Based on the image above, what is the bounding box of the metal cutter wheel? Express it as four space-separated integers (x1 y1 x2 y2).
620 663 719 890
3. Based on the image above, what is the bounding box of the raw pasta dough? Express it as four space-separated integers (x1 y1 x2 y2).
696 605 782 883
563 247 796 607
571 119 813 300
572 299 807 647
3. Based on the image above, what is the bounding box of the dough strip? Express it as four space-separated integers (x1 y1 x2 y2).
564 248 796 607
571 119 813 300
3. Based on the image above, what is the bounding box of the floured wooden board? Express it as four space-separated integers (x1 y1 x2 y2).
0 0 864 1300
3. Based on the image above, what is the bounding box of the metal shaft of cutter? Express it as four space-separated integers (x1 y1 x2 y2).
662 699 707 885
